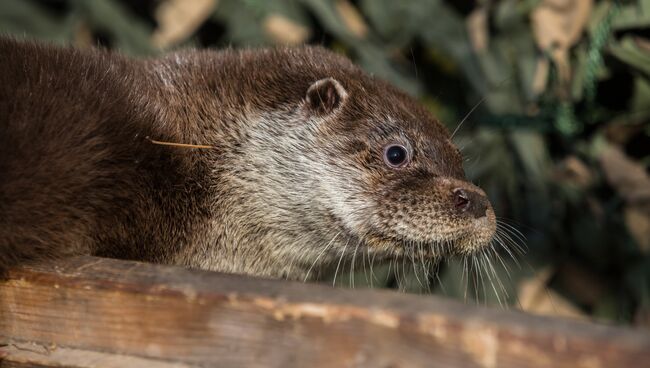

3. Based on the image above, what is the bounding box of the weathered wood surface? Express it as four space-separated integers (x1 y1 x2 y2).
0 256 649 368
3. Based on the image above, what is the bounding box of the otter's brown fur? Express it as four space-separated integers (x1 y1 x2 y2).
0 38 495 280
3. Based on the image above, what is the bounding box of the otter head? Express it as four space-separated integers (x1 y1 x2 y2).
298 74 496 263
214 48 497 279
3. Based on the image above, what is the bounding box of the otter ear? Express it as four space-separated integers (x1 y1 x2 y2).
305 78 348 115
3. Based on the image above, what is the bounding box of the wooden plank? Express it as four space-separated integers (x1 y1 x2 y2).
0 256 648 368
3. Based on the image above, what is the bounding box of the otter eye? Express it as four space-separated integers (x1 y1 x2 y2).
383 144 409 168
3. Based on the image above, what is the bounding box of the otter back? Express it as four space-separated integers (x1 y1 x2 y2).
0 39 208 271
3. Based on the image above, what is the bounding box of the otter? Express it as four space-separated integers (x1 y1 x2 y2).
0 38 496 281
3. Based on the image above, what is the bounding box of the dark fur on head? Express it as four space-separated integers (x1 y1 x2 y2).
0 38 495 279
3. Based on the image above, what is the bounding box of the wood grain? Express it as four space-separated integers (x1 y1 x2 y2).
1 256 649 367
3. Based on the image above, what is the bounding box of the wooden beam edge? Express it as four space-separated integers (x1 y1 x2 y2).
1 256 648 368
0 341 190 368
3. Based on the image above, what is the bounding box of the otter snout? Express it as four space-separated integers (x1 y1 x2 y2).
453 188 489 219
443 180 496 253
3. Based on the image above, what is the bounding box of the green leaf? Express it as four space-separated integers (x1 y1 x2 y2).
359 0 426 47
611 0 650 30
631 75 650 116
0 0 76 43
509 130 551 193
354 44 422 95
212 0 268 46
299 0 356 42
416 0 489 96
609 36 650 77
300 0 421 95
70 0 155 55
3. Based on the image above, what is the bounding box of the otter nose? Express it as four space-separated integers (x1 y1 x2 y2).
453 188 488 219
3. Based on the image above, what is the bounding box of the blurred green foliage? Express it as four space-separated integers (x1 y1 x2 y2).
1 0 649 326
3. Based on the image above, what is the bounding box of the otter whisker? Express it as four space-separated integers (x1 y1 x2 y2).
470 255 479 304
493 244 523 310
485 248 508 306
349 240 361 289
304 231 341 282
499 221 527 242
491 237 513 280
451 96 487 139
479 250 503 307
401 249 409 292
361 245 368 285
493 231 517 265
393 259 402 291
389 258 399 290
427 240 436 261
499 227 526 255
418 242 432 292
426 241 442 292
496 221 527 254
477 253 488 306
394 257 402 291
481 250 497 305
494 230 521 268
369 250 378 288
432 262 446 294
409 241 425 290
494 230 530 309
474 252 486 305
332 237 350 287
496 218 528 243
460 255 469 303
471 255 479 304
491 245 526 310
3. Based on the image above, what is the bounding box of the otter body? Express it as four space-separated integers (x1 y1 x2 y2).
0 38 495 280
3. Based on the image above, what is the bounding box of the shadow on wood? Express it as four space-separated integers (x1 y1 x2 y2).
0 256 648 367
